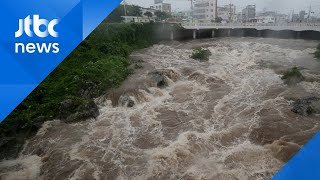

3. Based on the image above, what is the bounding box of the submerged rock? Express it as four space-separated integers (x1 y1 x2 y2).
0 136 23 160
148 69 179 88
149 71 167 88
118 94 135 107
291 97 320 116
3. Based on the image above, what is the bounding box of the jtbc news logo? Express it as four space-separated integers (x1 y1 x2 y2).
15 15 59 54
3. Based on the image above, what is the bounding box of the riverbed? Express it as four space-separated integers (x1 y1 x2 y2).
1 38 320 180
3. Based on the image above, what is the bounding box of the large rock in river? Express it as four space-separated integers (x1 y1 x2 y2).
292 97 320 116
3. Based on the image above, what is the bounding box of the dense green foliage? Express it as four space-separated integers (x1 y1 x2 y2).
315 44 320 59
281 66 305 85
154 11 171 21
144 11 153 19
0 23 156 159
190 48 212 62
104 5 142 23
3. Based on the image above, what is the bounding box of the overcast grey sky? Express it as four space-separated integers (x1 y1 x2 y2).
125 0 320 14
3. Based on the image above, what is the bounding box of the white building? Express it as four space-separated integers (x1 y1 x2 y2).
172 10 193 22
217 4 236 22
150 0 171 14
255 16 276 24
242 5 256 22
276 14 290 23
193 0 217 23
122 16 156 23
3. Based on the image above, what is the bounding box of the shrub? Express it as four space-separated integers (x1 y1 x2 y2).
281 67 304 85
314 44 320 59
315 50 320 59
0 23 158 159
99 42 131 57
190 48 212 62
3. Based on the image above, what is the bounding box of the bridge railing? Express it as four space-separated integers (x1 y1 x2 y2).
182 23 320 28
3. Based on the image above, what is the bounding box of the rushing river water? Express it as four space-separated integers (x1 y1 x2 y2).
1 38 320 180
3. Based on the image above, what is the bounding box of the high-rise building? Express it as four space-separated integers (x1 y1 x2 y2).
242 5 256 22
217 4 236 22
193 0 217 23
151 0 172 14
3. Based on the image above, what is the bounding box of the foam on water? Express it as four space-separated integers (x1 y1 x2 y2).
1 38 320 179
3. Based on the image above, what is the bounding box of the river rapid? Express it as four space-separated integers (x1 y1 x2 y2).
1 38 320 180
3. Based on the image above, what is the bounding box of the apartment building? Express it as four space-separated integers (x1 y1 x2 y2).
150 0 172 14
217 4 236 22
242 5 256 22
193 0 217 23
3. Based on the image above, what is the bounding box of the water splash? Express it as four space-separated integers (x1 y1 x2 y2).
1 38 319 180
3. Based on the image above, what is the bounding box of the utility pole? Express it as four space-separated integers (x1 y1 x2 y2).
229 0 231 22
189 0 194 23
123 0 127 23
215 0 218 22
307 4 311 23
190 0 193 10
292 9 294 22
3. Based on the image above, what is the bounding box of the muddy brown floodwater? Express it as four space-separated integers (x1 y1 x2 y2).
1 38 320 180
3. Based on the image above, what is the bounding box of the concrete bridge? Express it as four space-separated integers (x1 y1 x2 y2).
180 23 320 39
183 23 320 32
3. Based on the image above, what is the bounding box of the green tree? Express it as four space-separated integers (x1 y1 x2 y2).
128 5 142 17
105 4 142 23
154 11 171 21
144 11 153 20
105 5 124 23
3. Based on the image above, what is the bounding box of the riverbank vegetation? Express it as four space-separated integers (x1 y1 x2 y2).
281 67 305 85
105 5 142 23
190 48 212 62
0 23 156 159
104 4 171 23
315 44 320 59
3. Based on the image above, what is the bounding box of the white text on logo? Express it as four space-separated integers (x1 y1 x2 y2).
15 15 60 54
